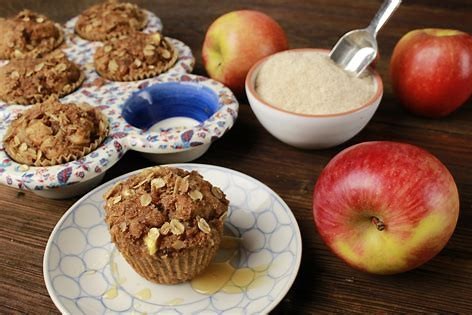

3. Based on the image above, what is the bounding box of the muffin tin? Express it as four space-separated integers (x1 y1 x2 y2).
0 11 239 198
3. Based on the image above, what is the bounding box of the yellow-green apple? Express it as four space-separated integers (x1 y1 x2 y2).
202 10 288 94
390 29 472 118
312 141 459 274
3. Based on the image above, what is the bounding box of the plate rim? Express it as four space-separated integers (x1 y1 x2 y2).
43 163 303 314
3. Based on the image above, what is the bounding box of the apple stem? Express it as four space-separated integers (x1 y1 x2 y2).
371 216 385 231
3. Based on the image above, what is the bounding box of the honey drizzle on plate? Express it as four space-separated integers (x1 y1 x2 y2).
166 297 185 305
104 252 126 300
104 234 270 300
190 235 270 295
135 288 151 300
104 286 118 299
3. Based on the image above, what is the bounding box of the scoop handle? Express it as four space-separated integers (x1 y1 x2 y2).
368 0 402 36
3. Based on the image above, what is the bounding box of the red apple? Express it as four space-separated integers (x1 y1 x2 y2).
313 141 459 275
390 28 472 118
202 10 288 94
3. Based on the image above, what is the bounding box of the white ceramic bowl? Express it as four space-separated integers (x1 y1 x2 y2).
245 48 383 149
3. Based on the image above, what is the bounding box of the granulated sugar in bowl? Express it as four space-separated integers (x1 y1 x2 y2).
245 48 383 149
255 51 375 115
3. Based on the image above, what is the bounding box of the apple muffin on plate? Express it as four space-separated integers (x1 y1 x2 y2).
0 10 64 60
3 98 109 166
75 0 148 41
103 166 229 284
94 31 177 81
0 50 84 105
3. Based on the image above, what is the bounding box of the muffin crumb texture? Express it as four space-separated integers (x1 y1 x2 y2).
3 98 108 166
94 32 177 81
255 51 376 115
103 167 229 284
75 0 147 41
0 9 64 59
0 50 84 105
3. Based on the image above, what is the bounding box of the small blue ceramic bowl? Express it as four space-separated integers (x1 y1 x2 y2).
123 82 219 130
122 74 239 163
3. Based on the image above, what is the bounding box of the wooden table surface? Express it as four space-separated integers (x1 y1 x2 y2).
1 0 471 314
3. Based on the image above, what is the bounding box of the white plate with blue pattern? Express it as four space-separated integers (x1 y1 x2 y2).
43 164 302 314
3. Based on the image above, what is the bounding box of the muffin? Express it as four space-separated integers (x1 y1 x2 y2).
0 50 84 105
3 98 109 166
103 167 229 284
94 31 178 81
75 0 147 41
0 10 64 59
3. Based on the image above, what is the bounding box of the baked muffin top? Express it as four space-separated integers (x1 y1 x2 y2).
3 98 109 166
0 10 64 59
75 0 147 41
104 167 229 255
94 32 177 81
0 50 84 105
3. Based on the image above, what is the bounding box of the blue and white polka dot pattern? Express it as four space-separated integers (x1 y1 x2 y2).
0 13 239 195
44 164 302 314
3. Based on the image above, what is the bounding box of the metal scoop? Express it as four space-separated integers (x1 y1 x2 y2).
329 0 402 76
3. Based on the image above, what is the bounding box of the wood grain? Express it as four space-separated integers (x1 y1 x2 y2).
0 0 471 314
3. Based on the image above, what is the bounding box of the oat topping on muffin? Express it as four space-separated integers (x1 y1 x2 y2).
104 167 228 248
75 0 147 41
103 167 229 284
0 50 84 105
0 10 64 59
3 98 109 166
94 31 177 81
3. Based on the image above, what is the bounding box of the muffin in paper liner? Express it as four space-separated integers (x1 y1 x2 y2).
0 50 85 105
3 98 109 167
103 166 229 284
122 224 222 284
0 10 210 199
0 10 64 60
75 0 148 42
94 32 178 82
